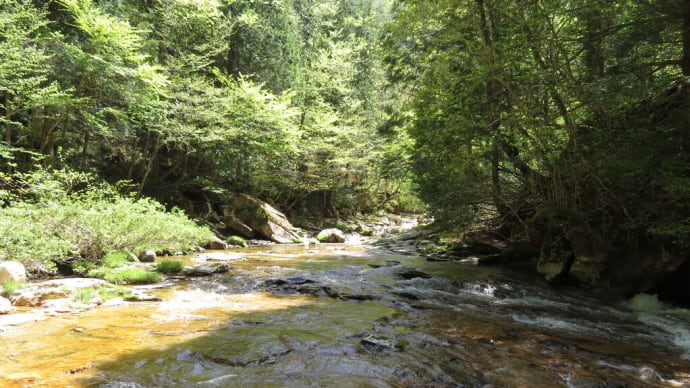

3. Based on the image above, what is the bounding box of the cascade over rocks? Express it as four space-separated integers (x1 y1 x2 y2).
220 194 299 243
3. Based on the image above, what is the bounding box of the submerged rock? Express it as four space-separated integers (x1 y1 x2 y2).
100 382 146 388
397 269 432 280
360 335 396 352
182 262 231 277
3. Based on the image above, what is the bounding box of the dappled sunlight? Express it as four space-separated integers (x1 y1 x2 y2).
155 290 313 320
3 239 690 387
0 290 314 387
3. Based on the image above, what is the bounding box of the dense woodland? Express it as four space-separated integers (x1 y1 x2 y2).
1 0 690 299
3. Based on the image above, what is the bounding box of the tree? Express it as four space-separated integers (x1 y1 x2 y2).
0 0 74 157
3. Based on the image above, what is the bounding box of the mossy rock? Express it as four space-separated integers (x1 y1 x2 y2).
226 235 247 247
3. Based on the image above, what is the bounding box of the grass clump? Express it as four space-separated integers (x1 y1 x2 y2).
73 285 133 303
90 267 161 285
156 260 184 274
395 339 410 351
1 281 26 297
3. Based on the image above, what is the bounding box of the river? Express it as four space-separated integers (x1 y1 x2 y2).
1 233 690 387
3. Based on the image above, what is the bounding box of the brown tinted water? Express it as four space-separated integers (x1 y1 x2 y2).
2 242 690 387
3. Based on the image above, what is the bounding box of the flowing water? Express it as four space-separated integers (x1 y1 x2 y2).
2 236 690 387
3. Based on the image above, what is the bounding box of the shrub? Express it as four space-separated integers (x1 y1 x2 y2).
102 251 135 268
0 166 215 269
156 260 184 274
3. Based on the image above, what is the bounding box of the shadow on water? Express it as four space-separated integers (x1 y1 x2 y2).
2 242 690 387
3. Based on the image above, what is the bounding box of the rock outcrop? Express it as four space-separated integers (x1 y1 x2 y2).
221 194 299 243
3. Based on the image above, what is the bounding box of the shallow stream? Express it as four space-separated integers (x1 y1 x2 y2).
2 237 690 387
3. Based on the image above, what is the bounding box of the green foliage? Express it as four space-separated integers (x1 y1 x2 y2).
0 165 214 267
155 260 184 274
102 251 135 268
1 0 414 230
72 285 132 303
1 281 25 297
93 267 161 285
72 286 96 304
395 339 409 351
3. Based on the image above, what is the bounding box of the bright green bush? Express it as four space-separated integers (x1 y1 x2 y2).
102 251 136 268
0 167 215 270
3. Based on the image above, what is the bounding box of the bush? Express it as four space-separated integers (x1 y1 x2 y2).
156 260 184 274
102 251 136 268
0 167 215 269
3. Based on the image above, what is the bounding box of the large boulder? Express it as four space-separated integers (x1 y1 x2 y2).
204 237 229 250
222 194 299 243
0 261 27 285
317 228 347 243
0 296 12 314
138 250 157 263
221 218 256 239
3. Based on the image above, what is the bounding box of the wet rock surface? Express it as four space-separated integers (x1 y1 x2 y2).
1 219 690 387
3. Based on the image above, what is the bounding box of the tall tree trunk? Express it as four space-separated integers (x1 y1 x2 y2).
3 92 11 146
682 3 690 76
476 0 510 218
138 135 163 199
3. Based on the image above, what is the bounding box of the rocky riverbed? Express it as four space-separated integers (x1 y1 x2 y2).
1 221 690 387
